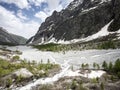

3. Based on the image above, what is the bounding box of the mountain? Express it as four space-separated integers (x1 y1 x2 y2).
28 0 120 45
0 27 27 45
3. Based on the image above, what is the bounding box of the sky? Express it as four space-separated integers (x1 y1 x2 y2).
0 0 73 39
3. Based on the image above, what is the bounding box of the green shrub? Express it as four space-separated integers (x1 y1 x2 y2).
12 55 20 60
102 59 120 78
102 61 108 70
91 78 98 83
16 75 24 83
6 78 12 88
100 82 104 90
71 80 77 90
98 41 116 49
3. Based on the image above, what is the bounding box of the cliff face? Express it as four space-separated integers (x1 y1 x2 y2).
0 27 27 45
28 0 120 44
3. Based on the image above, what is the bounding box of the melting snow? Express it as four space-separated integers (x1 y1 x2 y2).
38 20 117 45
67 0 83 10
6 46 120 90
82 6 98 13
29 37 34 44
56 20 115 44
17 60 105 90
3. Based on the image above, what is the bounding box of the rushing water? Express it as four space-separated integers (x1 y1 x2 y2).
5 46 120 90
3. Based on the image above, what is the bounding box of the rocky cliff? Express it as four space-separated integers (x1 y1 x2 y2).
28 0 120 44
0 27 27 45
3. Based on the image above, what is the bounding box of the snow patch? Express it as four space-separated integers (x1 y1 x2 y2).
82 6 98 13
83 20 113 41
29 37 34 44
5 37 10 42
85 70 105 78
100 0 111 4
67 0 83 10
18 69 105 90
64 69 105 79
57 20 114 44
39 20 115 45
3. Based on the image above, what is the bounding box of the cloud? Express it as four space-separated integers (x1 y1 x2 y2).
0 0 29 9
28 0 47 6
47 0 60 10
35 11 48 22
34 0 61 22
60 0 74 8
0 0 74 38
0 0 47 9
17 10 28 20
0 6 39 38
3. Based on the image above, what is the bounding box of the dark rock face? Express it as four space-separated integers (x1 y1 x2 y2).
28 0 120 44
108 0 120 31
0 27 27 45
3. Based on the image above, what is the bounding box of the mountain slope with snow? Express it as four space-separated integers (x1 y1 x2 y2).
28 0 120 45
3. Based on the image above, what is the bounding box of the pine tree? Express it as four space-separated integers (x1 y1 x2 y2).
102 61 108 70
109 62 113 71
93 62 96 69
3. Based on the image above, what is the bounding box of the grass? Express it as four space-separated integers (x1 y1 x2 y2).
33 43 79 52
0 58 60 78
33 40 120 52
0 58 60 88
98 40 116 49
33 43 65 52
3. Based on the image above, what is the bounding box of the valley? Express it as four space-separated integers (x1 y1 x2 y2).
0 45 120 90
0 0 120 90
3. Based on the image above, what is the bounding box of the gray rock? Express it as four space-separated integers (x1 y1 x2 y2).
28 0 120 44
12 68 33 78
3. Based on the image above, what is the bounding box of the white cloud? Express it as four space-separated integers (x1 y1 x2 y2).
34 0 62 22
0 6 39 38
17 10 28 20
0 0 29 9
47 0 60 10
35 11 48 22
35 0 74 22
28 0 47 6
0 0 47 9
60 0 74 8
0 0 74 38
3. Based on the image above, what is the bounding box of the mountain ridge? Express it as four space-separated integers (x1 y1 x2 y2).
28 0 120 45
0 27 27 45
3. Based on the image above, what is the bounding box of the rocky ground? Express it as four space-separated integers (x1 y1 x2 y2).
33 73 120 90
0 47 60 90
0 46 120 90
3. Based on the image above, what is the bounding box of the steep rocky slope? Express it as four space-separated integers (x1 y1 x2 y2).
28 0 120 44
0 27 27 45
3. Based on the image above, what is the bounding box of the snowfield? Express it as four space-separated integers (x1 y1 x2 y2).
7 46 120 68
6 46 120 90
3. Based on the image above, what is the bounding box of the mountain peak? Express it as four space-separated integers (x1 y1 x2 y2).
67 0 83 10
28 0 120 45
